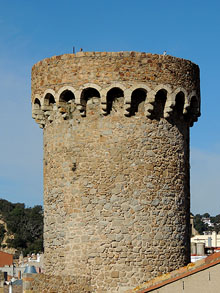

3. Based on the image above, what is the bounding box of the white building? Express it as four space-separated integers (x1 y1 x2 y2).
191 231 220 247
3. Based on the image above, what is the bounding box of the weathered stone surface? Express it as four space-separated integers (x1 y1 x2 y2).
23 273 91 293
31 51 200 292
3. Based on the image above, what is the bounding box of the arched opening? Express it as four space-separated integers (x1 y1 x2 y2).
81 87 100 108
59 90 75 103
44 93 56 106
32 98 42 120
152 89 167 119
33 98 41 110
106 87 124 114
130 88 147 116
173 92 185 116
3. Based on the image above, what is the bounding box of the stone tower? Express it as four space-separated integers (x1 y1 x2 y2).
31 51 200 292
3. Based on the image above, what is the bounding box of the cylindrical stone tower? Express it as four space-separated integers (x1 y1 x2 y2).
31 51 200 292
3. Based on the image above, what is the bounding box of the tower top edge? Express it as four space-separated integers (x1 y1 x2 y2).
32 51 199 70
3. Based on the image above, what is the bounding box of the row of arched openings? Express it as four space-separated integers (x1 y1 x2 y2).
33 86 199 119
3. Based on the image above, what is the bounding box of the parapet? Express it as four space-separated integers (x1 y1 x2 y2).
31 52 200 128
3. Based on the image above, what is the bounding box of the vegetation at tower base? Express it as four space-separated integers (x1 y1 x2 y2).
31 51 201 292
0 198 43 256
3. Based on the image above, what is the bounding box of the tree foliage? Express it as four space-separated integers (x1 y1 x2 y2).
193 213 220 235
193 214 209 234
0 199 43 256
210 214 220 234
0 224 6 243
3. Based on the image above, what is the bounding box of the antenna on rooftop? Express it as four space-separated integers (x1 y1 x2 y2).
73 46 75 54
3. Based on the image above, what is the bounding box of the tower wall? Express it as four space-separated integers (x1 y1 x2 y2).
31 52 200 292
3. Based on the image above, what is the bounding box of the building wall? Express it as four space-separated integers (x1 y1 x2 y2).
23 273 91 293
147 263 220 293
191 232 220 247
0 252 13 267
190 215 199 236
31 52 200 292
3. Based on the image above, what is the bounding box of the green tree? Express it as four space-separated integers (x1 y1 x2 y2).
0 224 6 244
193 214 209 234
210 214 220 233
0 198 44 255
202 213 210 218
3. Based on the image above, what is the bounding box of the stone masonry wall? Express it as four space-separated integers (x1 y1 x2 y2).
23 273 91 293
31 52 200 292
32 52 200 98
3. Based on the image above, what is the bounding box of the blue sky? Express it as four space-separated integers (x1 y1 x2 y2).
0 0 219 215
